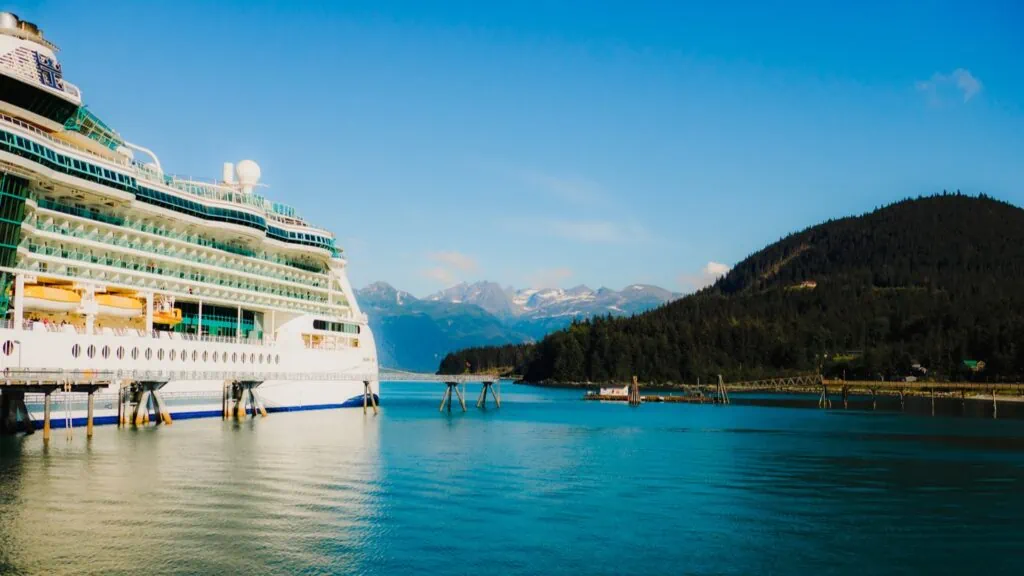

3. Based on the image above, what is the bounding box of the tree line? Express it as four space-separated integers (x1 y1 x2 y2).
439 194 1024 383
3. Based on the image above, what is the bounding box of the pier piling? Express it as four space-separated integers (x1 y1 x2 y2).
86 390 95 438
476 381 500 408
362 381 378 415
43 392 51 442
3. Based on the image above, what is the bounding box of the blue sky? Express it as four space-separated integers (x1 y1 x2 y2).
10 0 1024 295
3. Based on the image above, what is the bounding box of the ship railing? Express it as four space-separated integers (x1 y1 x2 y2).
3 368 381 383
23 243 333 305
28 208 330 286
0 114 307 222
0 113 128 169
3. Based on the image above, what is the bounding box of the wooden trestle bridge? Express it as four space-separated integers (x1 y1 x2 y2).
0 367 500 441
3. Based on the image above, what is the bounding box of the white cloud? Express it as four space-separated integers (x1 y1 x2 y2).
519 170 605 206
916 68 982 103
419 251 478 287
429 250 478 272
527 218 653 244
678 261 731 291
527 267 574 288
421 266 456 285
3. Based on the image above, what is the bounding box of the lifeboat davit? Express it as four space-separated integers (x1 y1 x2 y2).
153 307 182 326
22 285 81 312
96 294 144 318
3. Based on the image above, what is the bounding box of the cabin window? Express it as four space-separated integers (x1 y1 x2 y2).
169 349 176 361
145 348 152 360
117 346 125 360
232 352 238 363
71 344 80 358
86 345 95 359
101 345 110 359
181 349 187 363
158 349 165 361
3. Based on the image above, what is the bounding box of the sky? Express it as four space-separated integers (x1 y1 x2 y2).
8 0 1024 296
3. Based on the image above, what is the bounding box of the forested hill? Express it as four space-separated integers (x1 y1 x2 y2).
438 194 1024 383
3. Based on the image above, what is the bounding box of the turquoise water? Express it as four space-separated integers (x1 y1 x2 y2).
2 382 1024 575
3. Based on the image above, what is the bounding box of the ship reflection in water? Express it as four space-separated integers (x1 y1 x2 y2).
2 382 1024 575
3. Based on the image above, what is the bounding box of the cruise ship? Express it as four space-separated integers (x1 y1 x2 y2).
0 13 378 426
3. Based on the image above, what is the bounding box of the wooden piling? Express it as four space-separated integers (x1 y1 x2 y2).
134 390 150 426
43 392 51 443
453 383 468 411
871 389 877 411
222 381 231 419
842 386 849 409
930 389 935 417
363 381 378 415
86 390 95 438
899 390 905 412
477 383 488 408
438 385 451 413
993 390 998 420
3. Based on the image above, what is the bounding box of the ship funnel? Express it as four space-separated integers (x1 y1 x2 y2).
222 162 235 185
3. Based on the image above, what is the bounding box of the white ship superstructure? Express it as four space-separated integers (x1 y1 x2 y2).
0 13 378 425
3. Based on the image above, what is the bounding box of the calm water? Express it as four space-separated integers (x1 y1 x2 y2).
2 383 1024 575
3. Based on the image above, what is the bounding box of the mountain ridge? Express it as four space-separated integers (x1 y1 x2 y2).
357 280 680 371
439 193 1024 383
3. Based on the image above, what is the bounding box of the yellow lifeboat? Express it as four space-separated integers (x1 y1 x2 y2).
22 285 81 313
96 293 144 318
153 307 182 326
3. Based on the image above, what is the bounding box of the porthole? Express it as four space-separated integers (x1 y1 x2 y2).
202 350 208 362
116 346 125 360
232 352 238 363
71 344 81 358
158 349 165 361
181 349 187 362
259 353 264 364
212 351 218 363
249 353 255 364
2 341 12 356
169 349 176 361
145 348 152 360
192 350 198 362
132 347 139 360
240 352 246 364
275 354 280 365
101 345 110 359
86 344 96 358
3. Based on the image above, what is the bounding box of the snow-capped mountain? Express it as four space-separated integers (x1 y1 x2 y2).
357 281 680 370
426 281 680 320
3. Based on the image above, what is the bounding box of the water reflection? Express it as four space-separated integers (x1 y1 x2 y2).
1 384 1023 575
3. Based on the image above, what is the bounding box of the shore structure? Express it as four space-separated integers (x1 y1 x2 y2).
0 12 379 433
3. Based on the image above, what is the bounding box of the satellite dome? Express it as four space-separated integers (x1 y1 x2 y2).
235 160 261 189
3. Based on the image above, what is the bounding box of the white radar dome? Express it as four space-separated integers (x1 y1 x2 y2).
235 159 261 190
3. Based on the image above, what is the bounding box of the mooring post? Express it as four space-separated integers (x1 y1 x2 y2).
222 381 231 420
871 389 877 411
930 389 935 417
842 386 849 409
43 391 51 443
86 389 95 438
899 390 905 412
993 390 998 420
